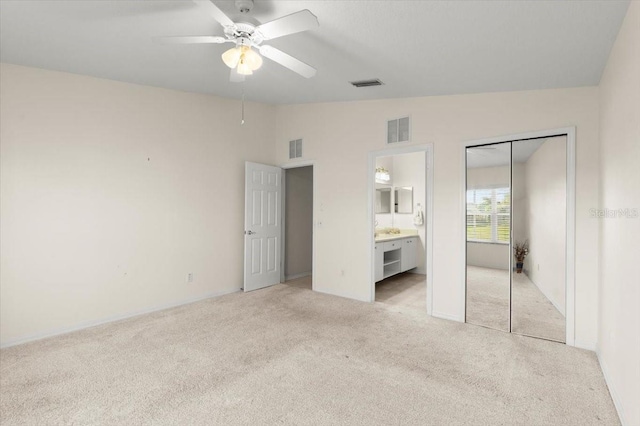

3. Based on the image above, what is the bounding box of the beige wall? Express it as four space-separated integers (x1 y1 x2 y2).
374 156 394 228
275 86 600 344
284 166 313 279
392 152 426 273
522 137 566 316
597 2 640 425
0 64 277 346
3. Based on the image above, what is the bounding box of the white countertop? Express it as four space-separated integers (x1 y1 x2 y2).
374 230 419 243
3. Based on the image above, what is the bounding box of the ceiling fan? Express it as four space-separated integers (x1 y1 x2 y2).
156 0 319 82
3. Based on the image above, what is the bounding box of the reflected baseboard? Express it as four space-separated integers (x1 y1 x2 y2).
432 310 463 322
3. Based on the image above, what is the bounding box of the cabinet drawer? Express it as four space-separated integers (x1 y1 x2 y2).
383 241 401 252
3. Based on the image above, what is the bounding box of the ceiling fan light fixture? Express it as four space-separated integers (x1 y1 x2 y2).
222 47 242 68
237 61 254 75
222 45 263 75
242 47 263 71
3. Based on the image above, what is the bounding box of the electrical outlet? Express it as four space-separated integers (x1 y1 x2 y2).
186 273 193 283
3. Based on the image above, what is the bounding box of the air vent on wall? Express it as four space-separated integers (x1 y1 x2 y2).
289 139 303 159
387 116 410 144
350 79 384 88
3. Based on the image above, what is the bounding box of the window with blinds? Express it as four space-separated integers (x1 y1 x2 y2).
466 187 510 243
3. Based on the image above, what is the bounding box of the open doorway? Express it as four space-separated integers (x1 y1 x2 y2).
368 145 433 313
282 165 314 290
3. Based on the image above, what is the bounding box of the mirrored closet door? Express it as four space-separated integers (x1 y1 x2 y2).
465 136 567 343
465 143 512 332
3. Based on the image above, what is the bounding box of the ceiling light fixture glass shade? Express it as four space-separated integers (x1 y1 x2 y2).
221 45 263 75
375 167 391 184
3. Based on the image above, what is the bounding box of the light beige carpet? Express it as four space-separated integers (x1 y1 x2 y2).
466 266 511 332
375 272 426 311
0 284 618 425
282 275 312 290
511 272 565 342
466 266 565 342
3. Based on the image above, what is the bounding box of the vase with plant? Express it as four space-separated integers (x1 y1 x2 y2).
514 240 529 274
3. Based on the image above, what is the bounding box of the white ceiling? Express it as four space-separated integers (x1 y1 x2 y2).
0 0 630 105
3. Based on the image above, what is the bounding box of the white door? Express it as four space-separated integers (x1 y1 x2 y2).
244 162 282 292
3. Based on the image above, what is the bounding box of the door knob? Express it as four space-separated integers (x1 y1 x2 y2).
245 230 256 235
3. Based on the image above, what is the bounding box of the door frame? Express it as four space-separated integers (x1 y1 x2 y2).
461 127 576 346
280 161 316 291
367 144 434 314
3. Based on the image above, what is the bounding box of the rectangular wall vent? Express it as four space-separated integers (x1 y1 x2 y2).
387 116 410 144
289 139 303 159
350 79 384 88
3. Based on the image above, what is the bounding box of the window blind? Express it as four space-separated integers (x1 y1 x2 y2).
466 187 510 243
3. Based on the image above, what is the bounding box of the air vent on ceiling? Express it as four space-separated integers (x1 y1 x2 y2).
350 79 384 88
387 116 410 144
289 139 303 159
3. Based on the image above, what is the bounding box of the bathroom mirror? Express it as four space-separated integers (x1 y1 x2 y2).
510 136 566 342
375 187 392 214
465 143 511 332
394 187 413 214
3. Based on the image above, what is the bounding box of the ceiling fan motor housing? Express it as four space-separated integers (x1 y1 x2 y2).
224 22 263 45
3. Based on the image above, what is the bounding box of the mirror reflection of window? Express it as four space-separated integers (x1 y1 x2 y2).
466 187 510 243
465 143 511 332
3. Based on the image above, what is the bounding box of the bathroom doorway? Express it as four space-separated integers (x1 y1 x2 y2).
368 145 433 314
282 164 314 290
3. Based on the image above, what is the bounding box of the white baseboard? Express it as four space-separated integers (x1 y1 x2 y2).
0 288 241 349
284 271 312 281
313 287 370 303
574 339 597 351
525 271 566 317
432 310 464 322
597 350 627 426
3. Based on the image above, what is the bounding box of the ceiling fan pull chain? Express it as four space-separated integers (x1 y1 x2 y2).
241 84 245 125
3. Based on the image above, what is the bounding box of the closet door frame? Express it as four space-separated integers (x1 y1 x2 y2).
460 127 576 346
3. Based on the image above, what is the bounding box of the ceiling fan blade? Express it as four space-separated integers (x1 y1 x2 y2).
154 36 228 44
192 0 234 28
256 10 319 40
230 68 245 83
259 45 316 78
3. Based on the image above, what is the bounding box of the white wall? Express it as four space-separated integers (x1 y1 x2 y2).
466 243 509 270
275 86 600 345
374 156 394 228
388 152 426 273
0 64 277 346
597 2 640 425
285 166 313 279
522 137 566 316
511 163 527 245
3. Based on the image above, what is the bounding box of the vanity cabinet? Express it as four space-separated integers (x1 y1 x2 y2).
401 238 418 271
375 236 419 282
374 243 384 282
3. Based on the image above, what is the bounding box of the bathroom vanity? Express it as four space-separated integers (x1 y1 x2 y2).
374 234 419 282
